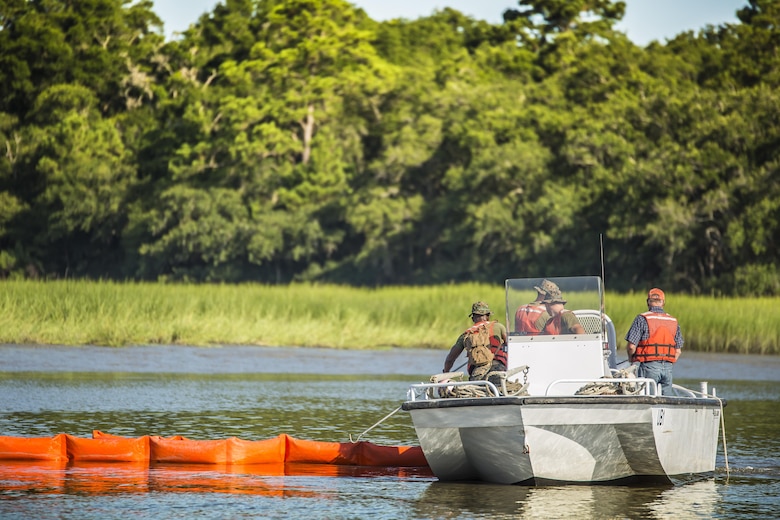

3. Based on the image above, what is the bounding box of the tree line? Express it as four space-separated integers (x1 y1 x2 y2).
0 0 778 294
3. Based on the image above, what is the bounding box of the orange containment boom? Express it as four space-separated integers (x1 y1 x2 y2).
0 431 429 468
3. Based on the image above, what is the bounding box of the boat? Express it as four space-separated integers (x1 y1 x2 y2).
402 276 726 485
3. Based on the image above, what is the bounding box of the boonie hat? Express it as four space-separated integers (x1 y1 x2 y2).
469 301 492 316
533 279 560 295
542 289 567 305
647 288 665 301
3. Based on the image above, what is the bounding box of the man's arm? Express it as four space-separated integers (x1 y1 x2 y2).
443 336 465 372
626 342 637 362
534 312 549 332
564 312 586 334
496 322 508 345
674 323 684 360
624 315 645 362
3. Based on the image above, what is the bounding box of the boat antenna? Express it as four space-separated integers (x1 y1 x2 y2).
600 233 607 314
599 234 608 343
600 233 606 291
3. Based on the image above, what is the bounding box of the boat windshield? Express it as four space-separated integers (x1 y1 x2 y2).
505 276 604 335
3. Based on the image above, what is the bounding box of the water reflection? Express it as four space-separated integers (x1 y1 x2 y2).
1 460 721 519
0 460 434 498
643 480 720 518
413 480 720 519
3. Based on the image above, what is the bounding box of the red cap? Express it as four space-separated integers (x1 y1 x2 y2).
647 288 665 300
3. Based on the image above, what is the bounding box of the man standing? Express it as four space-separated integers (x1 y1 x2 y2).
625 288 684 396
443 301 508 382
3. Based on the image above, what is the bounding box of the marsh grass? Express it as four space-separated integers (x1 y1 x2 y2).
0 280 777 353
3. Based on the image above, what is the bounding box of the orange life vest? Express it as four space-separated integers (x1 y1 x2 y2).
515 303 545 335
464 321 507 372
543 310 576 335
634 312 678 362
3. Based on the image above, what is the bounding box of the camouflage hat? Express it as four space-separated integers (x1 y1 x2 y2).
534 279 560 295
469 301 492 316
542 289 567 305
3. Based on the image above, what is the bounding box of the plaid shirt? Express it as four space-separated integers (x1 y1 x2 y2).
624 306 684 348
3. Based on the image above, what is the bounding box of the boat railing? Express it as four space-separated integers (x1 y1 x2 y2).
406 380 501 402
406 379 715 400
671 383 719 398
545 377 660 397
669 384 695 397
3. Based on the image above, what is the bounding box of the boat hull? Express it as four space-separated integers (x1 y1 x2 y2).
402 396 723 485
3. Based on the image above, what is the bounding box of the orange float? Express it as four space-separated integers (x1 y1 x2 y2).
227 436 286 464
65 433 150 462
0 433 67 461
0 431 428 468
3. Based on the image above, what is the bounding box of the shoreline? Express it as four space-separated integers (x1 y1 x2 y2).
1 344 779 381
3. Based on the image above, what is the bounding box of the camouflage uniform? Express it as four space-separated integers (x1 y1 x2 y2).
443 301 508 385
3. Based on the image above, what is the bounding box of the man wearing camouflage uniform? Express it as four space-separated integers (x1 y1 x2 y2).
514 279 558 334
443 301 508 382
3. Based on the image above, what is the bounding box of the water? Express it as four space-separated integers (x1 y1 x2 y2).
1 345 779 519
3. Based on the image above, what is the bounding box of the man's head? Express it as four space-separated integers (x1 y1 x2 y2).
647 288 665 307
534 279 559 301
469 301 492 320
542 289 567 313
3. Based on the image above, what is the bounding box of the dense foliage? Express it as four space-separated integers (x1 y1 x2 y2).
1 0 778 294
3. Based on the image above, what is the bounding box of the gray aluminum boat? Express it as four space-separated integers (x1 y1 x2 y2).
403 276 725 485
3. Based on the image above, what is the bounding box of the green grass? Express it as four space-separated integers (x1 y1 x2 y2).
0 280 778 354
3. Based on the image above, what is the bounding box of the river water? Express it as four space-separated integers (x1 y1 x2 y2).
1 345 778 519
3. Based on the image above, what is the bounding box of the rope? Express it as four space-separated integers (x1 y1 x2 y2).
348 405 402 443
575 366 641 395
716 395 730 479
453 361 467 372
440 383 497 398
433 366 529 398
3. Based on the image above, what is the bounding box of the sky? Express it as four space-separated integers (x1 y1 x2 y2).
151 0 748 46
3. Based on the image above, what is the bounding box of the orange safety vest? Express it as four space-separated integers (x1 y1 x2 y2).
634 312 678 362
543 310 576 335
464 321 508 371
515 303 545 335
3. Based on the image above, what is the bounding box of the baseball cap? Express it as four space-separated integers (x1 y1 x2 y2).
647 288 665 300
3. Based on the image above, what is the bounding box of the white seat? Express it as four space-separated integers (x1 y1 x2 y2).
573 309 604 334
573 309 618 369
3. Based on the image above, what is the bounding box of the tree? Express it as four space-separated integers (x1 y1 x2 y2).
503 0 626 73
0 0 163 118
19 84 135 277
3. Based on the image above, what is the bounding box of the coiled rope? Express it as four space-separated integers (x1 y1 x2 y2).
575 365 642 395
432 366 530 398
